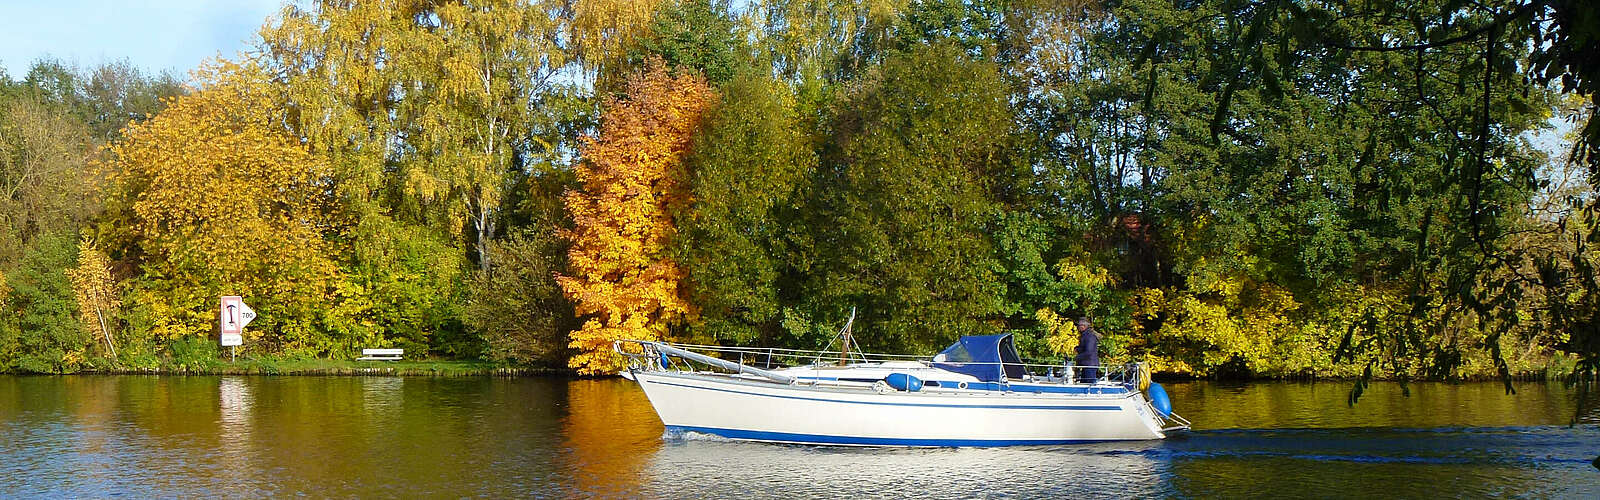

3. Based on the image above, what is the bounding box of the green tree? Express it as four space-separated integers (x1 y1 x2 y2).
808 43 1015 352
467 230 575 364
631 0 743 85
677 68 816 344
77 61 185 143
0 233 89 373
8 59 183 144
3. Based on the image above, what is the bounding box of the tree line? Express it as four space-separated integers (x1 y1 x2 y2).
2 0 1597 382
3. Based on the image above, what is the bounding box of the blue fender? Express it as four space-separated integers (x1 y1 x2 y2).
884 373 923 392
1147 382 1172 417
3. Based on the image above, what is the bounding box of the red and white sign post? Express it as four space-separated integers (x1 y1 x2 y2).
219 296 256 361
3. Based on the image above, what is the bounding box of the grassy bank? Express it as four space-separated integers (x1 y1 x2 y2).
75 358 574 377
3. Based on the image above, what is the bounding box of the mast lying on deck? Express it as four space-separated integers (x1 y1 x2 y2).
652 343 797 385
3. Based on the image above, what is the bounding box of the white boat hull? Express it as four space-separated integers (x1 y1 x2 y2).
632 371 1169 446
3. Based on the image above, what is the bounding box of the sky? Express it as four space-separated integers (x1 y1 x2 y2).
0 0 283 80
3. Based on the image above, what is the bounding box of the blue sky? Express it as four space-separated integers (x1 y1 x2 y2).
0 0 282 80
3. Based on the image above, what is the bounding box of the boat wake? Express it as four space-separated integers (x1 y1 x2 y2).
661 427 738 443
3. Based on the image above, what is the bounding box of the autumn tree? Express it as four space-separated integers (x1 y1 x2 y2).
103 59 348 354
569 0 668 82
559 60 714 374
258 0 414 212
401 0 564 273
256 1 487 355
65 238 119 358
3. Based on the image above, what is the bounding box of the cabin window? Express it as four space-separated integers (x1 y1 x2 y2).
937 342 975 362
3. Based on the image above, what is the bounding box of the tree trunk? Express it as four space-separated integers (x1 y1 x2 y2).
475 202 494 274
95 307 116 358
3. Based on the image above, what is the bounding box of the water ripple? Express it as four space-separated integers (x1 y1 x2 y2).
3 376 1598 498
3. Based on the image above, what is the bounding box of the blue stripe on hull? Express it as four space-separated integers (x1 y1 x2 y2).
790 378 1130 395
645 379 1123 411
666 425 1111 447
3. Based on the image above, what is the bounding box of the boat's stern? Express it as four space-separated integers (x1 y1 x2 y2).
1128 387 1190 437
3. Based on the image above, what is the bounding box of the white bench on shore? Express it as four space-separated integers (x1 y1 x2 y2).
358 348 404 361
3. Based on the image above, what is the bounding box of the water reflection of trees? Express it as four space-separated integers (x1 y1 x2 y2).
560 378 661 497
7 376 1595 496
1163 381 1581 429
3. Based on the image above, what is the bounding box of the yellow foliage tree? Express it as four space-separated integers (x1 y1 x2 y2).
569 0 666 77
558 60 714 374
257 0 416 209
754 0 907 77
1130 276 1303 374
66 238 120 357
102 59 344 352
403 0 563 272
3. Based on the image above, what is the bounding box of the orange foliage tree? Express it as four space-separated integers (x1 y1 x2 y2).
558 60 714 374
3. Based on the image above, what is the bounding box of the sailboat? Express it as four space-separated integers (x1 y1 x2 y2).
615 312 1189 446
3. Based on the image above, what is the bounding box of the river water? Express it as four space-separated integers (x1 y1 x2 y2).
2 375 1597 498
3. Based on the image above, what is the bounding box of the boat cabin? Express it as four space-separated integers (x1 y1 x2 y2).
931 334 1027 382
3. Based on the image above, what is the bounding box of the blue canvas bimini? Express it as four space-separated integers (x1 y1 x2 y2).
931 334 1026 382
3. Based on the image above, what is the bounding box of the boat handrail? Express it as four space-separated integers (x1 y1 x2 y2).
658 341 931 360
1163 411 1193 431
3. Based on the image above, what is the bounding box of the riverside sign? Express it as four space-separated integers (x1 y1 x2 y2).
219 296 256 348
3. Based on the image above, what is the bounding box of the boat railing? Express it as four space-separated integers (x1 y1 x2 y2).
614 340 919 374
615 340 1140 386
1160 410 1193 432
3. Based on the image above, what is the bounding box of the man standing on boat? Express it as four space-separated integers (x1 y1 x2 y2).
1075 317 1100 383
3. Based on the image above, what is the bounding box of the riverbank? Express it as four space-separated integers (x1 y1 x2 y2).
12 361 1577 382
49 359 575 377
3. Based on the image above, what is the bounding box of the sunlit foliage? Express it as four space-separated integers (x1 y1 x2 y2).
1 0 1596 380
66 239 120 358
402 0 564 273
103 60 348 354
558 60 714 374
675 67 815 344
569 0 669 79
